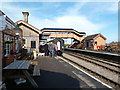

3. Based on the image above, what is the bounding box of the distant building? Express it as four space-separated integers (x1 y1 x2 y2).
16 11 107 52
82 33 106 50
0 10 23 67
16 12 42 52
16 12 86 52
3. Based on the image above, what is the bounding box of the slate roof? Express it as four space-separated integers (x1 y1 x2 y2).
0 10 16 26
83 34 99 41
15 20 42 34
82 33 106 42
82 34 99 42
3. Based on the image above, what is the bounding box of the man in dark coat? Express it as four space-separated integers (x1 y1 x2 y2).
44 44 49 56
39 45 41 52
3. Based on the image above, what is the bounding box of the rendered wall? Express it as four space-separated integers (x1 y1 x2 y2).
19 25 39 52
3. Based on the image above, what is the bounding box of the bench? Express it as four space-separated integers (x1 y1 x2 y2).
3 60 39 88
0 82 6 90
15 53 22 60
33 65 40 76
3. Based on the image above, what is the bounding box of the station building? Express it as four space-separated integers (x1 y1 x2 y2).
16 12 86 52
82 33 107 50
15 12 107 52
0 10 23 67
16 12 42 52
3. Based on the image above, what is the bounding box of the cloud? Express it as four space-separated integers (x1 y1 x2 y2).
63 2 87 15
93 2 118 14
105 2 118 13
28 2 104 35
0 3 26 21
1 2 107 35
29 14 104 35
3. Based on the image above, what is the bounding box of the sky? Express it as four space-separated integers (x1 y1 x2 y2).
0 0 118 43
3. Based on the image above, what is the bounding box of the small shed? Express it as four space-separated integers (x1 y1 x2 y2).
82 33 107 50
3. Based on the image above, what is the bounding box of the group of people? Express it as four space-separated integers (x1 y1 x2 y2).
39 42 57 57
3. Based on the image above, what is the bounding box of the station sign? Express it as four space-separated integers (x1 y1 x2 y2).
23 37 36 39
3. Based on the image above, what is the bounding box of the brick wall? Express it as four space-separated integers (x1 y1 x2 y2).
2 30 15 67
0 31 2 82
94 36 106 50
4 55 15 67
0 31 2 66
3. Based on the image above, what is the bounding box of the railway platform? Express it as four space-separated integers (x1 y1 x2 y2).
3 55 113 89
33 56 110 88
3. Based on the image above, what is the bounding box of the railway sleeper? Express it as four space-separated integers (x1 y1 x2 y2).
62 56 120 89
66 51 120 68
66 52 120 75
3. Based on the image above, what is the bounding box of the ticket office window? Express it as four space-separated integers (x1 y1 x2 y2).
31 41 36 48
95 42 97 46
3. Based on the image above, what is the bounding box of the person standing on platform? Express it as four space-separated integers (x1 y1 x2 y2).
44 43 49 56
48 42 54 57
53 44 57 56
39 44 41 53
48 43 52 57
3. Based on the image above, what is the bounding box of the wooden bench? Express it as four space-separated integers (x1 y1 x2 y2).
33 65 40 76
3 60 39 88
16 53 22 60
0 82 6 90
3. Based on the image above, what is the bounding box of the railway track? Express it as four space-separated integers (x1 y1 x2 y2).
73 51 119 67
65 51 120 75
62 51 120 88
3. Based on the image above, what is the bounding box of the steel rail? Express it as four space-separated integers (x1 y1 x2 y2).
65 51 120 75
61 55 120 88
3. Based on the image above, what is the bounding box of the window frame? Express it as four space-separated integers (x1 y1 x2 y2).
95 41 97 46
31 41 36 48
4 35 11 56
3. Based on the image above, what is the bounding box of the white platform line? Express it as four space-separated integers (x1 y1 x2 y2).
57 56 113 89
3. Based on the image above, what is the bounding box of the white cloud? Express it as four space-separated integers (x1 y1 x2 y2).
29 15 104 35
94 2 118 14
1 2 118 43
28 2 104 35
64 1 87 15
105 2 118 13
1 2 105 35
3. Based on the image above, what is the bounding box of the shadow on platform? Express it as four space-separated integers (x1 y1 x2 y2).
34 69 80 88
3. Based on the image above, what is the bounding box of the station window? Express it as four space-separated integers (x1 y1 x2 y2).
23 39 26 46
4 44 10 56
4 35 11 56
95 42 97 45
31 41 36 48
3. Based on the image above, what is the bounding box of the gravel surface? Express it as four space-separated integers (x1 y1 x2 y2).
63 53 119 84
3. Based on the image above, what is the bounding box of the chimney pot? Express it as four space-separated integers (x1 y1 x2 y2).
22 12 29 23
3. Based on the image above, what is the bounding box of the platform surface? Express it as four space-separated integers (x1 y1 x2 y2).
34 56 110 88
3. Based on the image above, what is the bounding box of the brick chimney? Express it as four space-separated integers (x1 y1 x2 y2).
22 12 29 23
